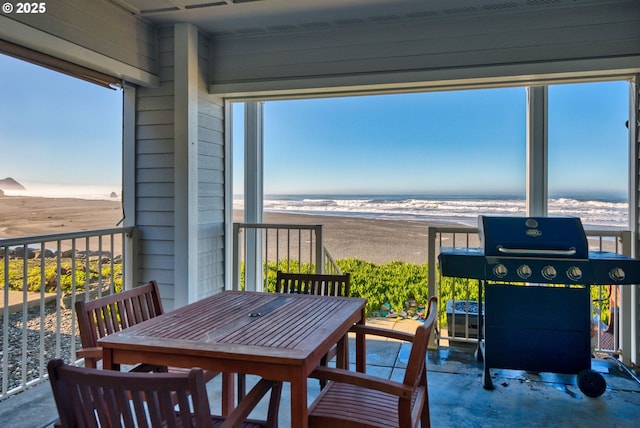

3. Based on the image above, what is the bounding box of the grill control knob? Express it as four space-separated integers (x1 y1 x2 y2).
567 266 583 281
493 264 508 278
609 267 625 282
517 264 532 279
542 265 557 281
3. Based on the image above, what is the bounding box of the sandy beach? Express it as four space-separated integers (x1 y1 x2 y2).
0 195 467 264
0 196 124 238
235 211 460 264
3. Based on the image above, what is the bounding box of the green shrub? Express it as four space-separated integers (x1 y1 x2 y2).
242 258 436 317
337 259 431 316
1 258 123 294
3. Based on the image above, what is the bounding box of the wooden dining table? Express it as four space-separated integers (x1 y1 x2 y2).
98 290 366 428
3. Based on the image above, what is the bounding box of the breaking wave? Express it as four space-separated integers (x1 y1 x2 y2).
238 194 629 228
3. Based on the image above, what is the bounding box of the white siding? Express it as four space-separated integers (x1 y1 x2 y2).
136 26 177 309
210 1 640 95
196 32 226 298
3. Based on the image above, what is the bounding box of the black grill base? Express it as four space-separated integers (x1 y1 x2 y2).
483 284 591 375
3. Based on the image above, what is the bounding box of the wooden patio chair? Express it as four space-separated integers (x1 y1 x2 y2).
274 270 351 297
47 359 282 428
307 296 438 428
75 280 216 382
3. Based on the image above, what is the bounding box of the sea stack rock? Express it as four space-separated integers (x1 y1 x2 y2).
0 177 26 190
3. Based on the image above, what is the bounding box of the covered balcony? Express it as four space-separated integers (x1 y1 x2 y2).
1 0 640 426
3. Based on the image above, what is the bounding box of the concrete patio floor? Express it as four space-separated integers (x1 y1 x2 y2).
1 317 639 427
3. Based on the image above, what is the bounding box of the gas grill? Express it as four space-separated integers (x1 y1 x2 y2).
438 215 640 397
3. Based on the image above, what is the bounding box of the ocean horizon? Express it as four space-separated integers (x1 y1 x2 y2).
235 194 629 229
1 184 120 201
1 187 627 228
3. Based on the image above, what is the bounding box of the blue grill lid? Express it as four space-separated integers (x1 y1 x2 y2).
479 216 588 259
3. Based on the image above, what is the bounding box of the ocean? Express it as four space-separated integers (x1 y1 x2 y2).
240 194 630 229
2 186 627 228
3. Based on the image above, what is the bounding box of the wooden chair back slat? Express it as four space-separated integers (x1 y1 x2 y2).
128 295 144 325
123 298 138 326
120 296 137 327
104 302 119 334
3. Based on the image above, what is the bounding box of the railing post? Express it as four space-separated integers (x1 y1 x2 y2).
621 230 634 364
315 225 324 274
427 226 438 350
123 228 136 291
427 226 437 299
232 223 240 291
622 230 633 257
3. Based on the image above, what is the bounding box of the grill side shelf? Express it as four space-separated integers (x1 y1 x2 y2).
438 248 485 279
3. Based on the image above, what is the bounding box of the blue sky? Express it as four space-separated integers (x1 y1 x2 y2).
235 81 629 199
0 54 122 192
0 53 630 200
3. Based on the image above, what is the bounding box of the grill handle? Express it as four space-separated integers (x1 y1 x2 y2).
496 246 577 256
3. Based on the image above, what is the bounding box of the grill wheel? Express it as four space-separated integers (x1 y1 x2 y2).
577 369 607 397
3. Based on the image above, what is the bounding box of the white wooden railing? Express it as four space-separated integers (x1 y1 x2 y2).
231 223 341 291
0 227 134 400
427 225 635 362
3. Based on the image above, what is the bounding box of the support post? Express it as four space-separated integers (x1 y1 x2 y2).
628 76 639 365
244 102 264 291
122 83 136 290
526 86 548 217
174 23 199 305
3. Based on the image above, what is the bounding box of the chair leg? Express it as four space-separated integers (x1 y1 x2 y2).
237 373 247 402
319 355 328 389
266 381 283 428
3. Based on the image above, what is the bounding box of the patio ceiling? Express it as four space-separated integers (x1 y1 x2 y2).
110 0 608 36
105 0 639 98
2 0 635 96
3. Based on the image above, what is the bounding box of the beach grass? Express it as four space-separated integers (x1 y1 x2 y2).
0 257 123 294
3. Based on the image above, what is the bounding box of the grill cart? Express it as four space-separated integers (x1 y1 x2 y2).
438 216 640 397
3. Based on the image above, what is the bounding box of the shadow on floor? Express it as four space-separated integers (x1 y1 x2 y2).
215 338 640 428
2 338 640 427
